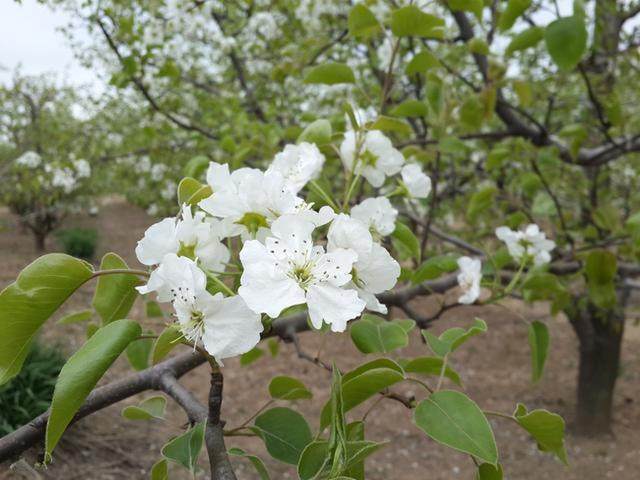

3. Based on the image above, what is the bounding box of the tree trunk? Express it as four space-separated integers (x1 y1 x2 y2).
33 230 47 252
569 301 624 435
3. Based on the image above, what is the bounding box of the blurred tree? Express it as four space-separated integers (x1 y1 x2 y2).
47 0 640 434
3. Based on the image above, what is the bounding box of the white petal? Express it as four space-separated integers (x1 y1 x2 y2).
312 248 358 287
356 243 400 294
201 295 263 360
135 217 178 266
306 284 365 332
327 214 373 256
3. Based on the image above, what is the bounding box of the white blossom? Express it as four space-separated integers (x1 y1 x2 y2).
327 214 400 314
135 205 230 271
15 151 42 168
173 289 262 362
198 162 300 238
51 167 77 193
401 164 431 199
457 257 482 305
137 254 261 361
351 197 398 237
267 142 325 193
238 214 365 332
73 159 91 178
340 130 404 187
496 224 556 266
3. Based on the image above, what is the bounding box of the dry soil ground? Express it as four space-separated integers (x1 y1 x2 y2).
0 198 639 480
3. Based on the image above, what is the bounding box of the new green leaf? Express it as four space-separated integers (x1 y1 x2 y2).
92 253 140 325
46 319 142 456
414 390 498 465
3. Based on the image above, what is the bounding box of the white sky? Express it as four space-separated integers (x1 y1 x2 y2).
0 0 96 88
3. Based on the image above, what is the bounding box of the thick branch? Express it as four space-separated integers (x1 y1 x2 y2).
0 351 205 463
206 371 237 480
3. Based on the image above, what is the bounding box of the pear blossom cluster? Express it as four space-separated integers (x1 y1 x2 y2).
134 132 429 361
496 224 556 266
12 151 91 194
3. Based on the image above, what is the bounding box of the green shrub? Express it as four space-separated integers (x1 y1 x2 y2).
0 343 66 435
56 227 98 260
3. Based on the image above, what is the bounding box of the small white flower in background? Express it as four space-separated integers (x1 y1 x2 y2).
161 181 177 201
457 256 482 305
238 214 365 332
73 159 91 178
327 214 400 314
351 197 398 237
135 205 230 271
15 151 42 168
136 156 152 173
267 142 325 193
401 164 431 199
150 163 168 182
51 167 76 193
340 130 404 188
137 254 262 361
496 224 555 266
199 162 299 238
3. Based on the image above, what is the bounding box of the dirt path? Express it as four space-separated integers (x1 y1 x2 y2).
0 199 638 479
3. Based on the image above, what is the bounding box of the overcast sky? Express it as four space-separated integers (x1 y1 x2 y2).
0 0 96 88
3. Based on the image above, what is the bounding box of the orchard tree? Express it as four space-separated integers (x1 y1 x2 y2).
46 0 640 435
0 74 98 250
0 112 568 478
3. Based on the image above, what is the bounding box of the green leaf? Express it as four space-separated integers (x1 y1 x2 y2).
391 222 421 261
513 404 568 464
57 309 92 325
389 100 428 118
498 0 531 32
391 6 444 38
298 119 332 145
449 0 483 21
414 390 498 465
584 250 617 309
348 4 380 38
298 441 330 480
528 321 549 383
126 336 153 371
240 347 264 366
406 51 440 75
467 186 497 222
183 155 209 179
92 253 140 325
254 407 312 465
412 254 459 284
402 356 462 385
122 395 167 420
396 319 416 333
304 63 355 85
150 459 169 480
177 177 212 206
320 359 404 429
423 318 487 357
269 376 313 400
350 315 409 354
544 16 587 70
506 27 544 55
152 325 183 364
162 421 206 472
0 254 93 385
228 448 271 479
522 272 570 314
476 463 503 480
460 95 485 129
468 38 490 55
366 116 412 135
46 319 141 457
